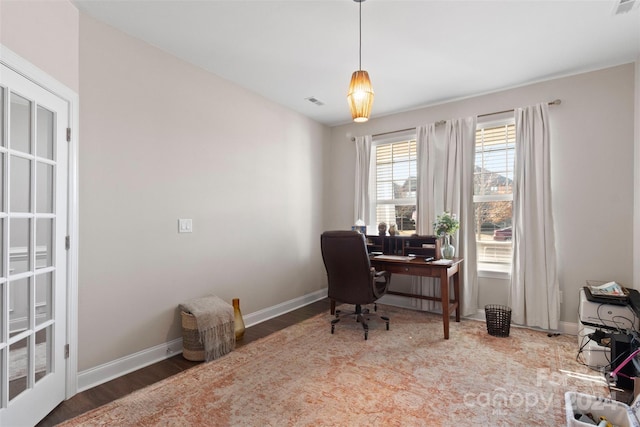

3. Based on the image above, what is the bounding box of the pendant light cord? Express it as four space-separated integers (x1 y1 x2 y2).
358 0 362 70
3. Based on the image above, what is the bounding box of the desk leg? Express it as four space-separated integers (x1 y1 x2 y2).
453 269 461 323
440 270 450 340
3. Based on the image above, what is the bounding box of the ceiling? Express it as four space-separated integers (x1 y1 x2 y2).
73 0 640 127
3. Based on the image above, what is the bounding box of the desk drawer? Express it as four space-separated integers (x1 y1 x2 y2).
383 264 435 276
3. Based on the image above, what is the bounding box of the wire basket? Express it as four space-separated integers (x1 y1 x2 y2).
485 304 512 337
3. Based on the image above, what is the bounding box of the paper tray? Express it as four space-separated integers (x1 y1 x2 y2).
583 286 629 305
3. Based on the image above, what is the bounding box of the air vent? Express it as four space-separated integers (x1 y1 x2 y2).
305 96 325 106
612 0 639 15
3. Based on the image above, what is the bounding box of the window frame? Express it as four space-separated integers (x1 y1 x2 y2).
370 132 417 236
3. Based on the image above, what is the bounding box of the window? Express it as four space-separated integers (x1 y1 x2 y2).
374 138 417 235
474 121 515 271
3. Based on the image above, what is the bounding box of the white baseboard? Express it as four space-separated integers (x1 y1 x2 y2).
77 288 328 393
559 320 579 335
379 296 580 335
77 338 184 392
243 288 327 328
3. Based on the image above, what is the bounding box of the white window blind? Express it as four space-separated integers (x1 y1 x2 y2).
374 139 417 235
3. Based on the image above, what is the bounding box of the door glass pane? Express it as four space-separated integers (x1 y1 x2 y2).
9 337 29 401
36 106 54 160
35 326 51 383
10 155 31 213
36 219 53 269
0 348 4 403
10 219 30 275
35 273 52 325
0 218 4 275
0 282 4 340
10 93 31 154
0 152 4 212
0 86 4 147
36 162 53 213
9 278 29 336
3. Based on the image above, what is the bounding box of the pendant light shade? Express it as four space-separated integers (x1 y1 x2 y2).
347 70 374 123
347 0 374 123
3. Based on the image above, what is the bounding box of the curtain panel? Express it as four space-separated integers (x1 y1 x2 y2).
416 124 437 235
443 118 478 317
509 103 560 330
354 135 373 225
414 118 478 316
414 124 439 311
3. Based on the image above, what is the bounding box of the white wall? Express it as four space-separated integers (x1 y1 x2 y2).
0 0 79 93
327 64 636 325
77 15 329 370
1 0 330 376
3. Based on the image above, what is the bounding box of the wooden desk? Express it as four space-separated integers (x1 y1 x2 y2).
370 256 463 340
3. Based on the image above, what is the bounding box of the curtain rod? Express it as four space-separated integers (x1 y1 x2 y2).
351 99 561 141
477 98 561 118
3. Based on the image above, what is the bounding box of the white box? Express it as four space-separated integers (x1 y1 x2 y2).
579 289 638 331
566 392 640 427
577 325 610 368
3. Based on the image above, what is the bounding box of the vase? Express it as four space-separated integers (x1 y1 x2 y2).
233 298 245 340
441 235 455 259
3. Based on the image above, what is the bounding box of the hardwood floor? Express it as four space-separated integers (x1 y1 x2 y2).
37 298 332 426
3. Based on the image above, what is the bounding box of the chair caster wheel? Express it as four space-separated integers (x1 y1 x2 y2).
381 316 390 330
330 318 339 335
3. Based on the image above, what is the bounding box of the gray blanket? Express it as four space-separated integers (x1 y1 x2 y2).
180 295 235 362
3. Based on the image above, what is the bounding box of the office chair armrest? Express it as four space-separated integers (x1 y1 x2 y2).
371 269 390 299
371 268 389 280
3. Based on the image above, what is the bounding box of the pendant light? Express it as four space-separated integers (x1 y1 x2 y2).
347 0 374 123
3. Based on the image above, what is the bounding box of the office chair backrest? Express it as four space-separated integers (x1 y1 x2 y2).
320 231 377 306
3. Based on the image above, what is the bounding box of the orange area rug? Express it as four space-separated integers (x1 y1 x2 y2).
60 305 608 426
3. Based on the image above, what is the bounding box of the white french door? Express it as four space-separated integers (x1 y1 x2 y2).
0 63 69 426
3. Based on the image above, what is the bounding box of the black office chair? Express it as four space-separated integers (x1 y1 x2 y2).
320 230 390 340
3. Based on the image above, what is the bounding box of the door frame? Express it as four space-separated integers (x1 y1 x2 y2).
0 44 79 400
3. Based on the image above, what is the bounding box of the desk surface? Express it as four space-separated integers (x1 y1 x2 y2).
371 255 463 268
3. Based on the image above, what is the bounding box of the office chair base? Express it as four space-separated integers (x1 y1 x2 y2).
330 309 390 340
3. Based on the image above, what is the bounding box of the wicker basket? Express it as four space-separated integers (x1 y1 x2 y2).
485 304 512 337
181 311 204 361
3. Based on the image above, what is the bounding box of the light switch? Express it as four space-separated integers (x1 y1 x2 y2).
178 218 193 233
